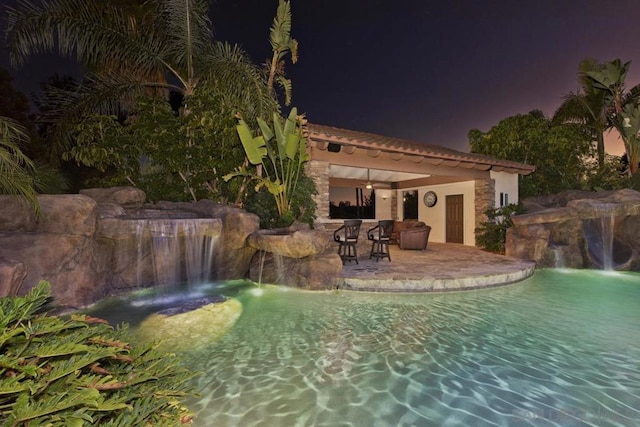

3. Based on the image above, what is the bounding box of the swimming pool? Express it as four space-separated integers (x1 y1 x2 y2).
90 269 640 426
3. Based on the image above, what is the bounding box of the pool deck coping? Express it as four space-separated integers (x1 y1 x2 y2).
337 242 536 292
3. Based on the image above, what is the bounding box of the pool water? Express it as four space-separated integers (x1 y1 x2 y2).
90 270 640 426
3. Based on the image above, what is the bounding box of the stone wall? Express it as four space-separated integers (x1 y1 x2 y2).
474 178 495 233
306 160 330 221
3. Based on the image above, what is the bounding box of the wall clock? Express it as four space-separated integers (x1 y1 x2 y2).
423 191 437 207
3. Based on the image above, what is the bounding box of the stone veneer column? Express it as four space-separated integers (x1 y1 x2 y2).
474 178 495 233
306 160 330 223
391 189 398 220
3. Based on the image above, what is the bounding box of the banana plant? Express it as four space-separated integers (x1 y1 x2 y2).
224 107 309 221
618 103 640 175
266 0 298 105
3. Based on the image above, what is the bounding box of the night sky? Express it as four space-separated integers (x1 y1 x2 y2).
3 0 640 154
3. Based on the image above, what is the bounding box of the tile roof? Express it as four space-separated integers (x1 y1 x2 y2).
308 123 535 175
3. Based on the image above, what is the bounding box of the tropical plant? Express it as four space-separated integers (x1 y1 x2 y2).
0 281 196 425
468 110 596 198
224 108 311 225
5 0 278 200
0 116 39 211
265 0 298 106
553 58 610 169
475 203 524 254
583 59 640 176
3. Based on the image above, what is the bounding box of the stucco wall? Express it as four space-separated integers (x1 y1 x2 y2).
491 171 519 207
374 189 393 220
396 181 477 246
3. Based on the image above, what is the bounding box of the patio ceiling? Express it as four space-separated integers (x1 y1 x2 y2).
330 165 427 188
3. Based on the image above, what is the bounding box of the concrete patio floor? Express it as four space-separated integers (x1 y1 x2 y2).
337 242 536 292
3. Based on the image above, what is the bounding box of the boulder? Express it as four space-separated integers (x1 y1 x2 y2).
249 251 342 290
0 256 27 296
0 194 97 235
80 186 146 207
247 229 330 258
0 233 108 307
136 299 243 352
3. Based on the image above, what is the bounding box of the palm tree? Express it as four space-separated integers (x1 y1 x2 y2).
584 59 640 176
5 0 279 199
0 116 39 211
553 58 609 169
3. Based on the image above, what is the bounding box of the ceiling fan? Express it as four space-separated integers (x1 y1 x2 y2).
360 169 390 189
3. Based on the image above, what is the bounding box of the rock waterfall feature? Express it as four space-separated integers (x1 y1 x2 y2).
506 189 640 270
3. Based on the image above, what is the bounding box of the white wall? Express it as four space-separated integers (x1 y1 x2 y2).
491 171 519 207
374 189 392 219
396 181 477 246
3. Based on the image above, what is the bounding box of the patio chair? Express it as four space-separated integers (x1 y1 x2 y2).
367 220 394 262
334 219 362 264
398 225 431 250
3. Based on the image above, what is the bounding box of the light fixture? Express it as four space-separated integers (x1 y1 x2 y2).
365 169 373 189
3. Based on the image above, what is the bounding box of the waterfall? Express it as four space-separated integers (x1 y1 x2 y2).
600 213 614 271
149 220 180 287
137 218 218 288
549 245 565 269
183 219 217 286
583 203 616 271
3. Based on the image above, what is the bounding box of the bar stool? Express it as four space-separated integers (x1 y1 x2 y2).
333 219 362 264
367 220 394 262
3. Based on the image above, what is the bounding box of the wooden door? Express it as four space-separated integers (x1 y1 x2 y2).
446 194 464 244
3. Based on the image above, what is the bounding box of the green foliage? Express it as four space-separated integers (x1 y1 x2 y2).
469 111 597 198
0 116 40 212
0 282 196 426
226 108 314 225
6 0 279 200
266 0 298 106
67 88 267 202
245 173 317 228
475 204 524 254
553 58 610 169
583 59 640 176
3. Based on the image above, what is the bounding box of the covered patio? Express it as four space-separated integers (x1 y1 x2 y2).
305 124 535 247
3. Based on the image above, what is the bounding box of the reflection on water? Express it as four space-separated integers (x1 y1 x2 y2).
90 270 640 427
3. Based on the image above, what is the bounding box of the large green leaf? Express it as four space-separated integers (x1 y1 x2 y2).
236 119 267 165
272 112 287 161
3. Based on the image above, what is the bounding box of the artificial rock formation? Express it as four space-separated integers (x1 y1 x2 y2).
247 227 341 289
506 189 640 270
0 187 344 307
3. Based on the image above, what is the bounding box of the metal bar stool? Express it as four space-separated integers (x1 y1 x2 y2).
333 219 362 264
367 220 394 262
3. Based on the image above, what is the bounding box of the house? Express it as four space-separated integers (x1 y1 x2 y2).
305 124 535 246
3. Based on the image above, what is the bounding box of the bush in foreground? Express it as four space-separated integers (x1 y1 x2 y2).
0 282 195 426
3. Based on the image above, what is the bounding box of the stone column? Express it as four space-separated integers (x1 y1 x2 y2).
306 160 330 223
474 178 495 231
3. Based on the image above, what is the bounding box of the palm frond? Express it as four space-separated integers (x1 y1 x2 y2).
36 72 180 164
159 0 213 85
6 0 169 82
201 42 279 120
0 116 39 210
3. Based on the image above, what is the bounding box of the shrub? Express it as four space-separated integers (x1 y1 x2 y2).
0 282 196 426
475 203 524 254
